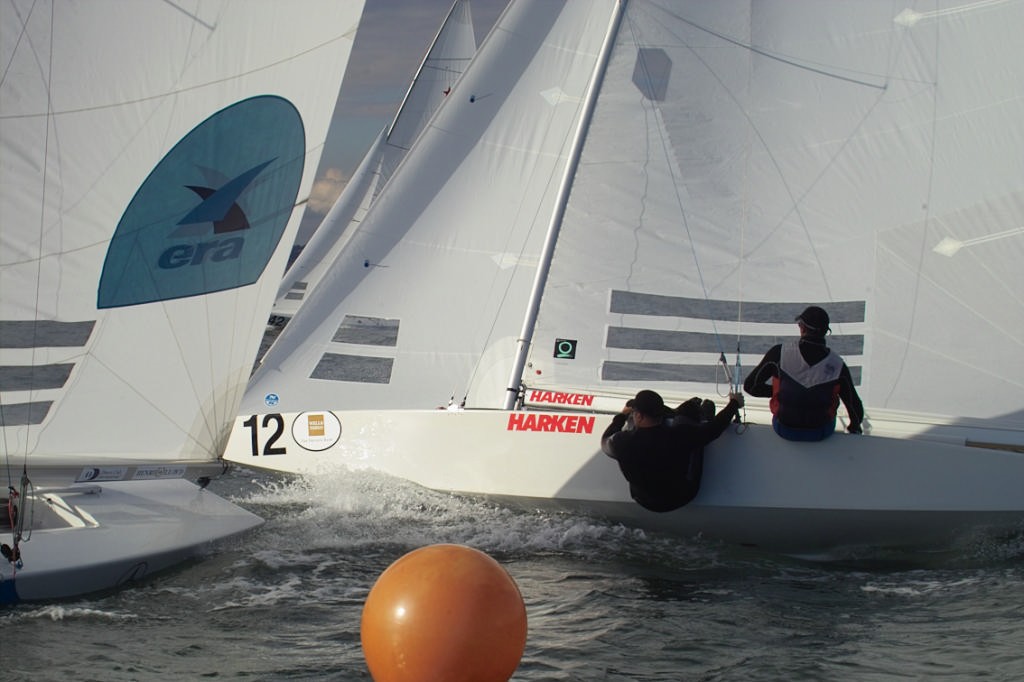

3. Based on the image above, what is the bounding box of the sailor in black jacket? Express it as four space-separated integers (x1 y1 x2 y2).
601 389 742 512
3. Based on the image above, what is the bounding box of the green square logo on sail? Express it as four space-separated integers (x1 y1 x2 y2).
98 96 305 308
554 339 577 359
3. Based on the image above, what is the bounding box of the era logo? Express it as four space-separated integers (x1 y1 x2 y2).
98 96 304 308
158 238 244 269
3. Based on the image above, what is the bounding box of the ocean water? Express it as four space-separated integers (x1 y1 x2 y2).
4 464 1024 681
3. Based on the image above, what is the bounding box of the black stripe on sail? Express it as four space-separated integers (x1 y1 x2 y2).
609 292 865 324
311 353 394 384
607 327 865 357
0 401 53 426
0 320 95 348
0 363 74 391
602 361 862 385
285 282 308 300
602 361 725 383
332 315 399 347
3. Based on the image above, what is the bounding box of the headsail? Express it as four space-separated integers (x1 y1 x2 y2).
270 0 478 325
245 0 619 414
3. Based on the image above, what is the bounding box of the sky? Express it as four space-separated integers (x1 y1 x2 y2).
299 0 508 242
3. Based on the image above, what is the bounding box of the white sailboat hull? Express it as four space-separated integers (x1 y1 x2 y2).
224 409 1024 558
1 479 261 603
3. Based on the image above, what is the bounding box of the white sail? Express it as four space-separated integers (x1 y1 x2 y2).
525 0 1024 432
226 0 1024 559
1 0 365 602
270 0 477 325
246 0 618 413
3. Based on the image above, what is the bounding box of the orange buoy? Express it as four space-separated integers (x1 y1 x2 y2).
360 544 527 682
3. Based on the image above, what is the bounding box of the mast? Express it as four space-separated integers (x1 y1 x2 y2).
502 0 627 410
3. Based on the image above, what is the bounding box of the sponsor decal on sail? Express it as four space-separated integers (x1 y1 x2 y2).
98 96 305 308
527 390 595 406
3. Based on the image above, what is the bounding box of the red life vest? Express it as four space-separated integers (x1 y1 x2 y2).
769 339 842 429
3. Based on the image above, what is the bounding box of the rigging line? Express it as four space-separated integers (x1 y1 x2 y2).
460 46 577 398
662 7 888 91
460 9 582 400
503 0 627 410
0 0 35 90
160 0 216 31
88 353 220 458
0 2 35 483
662 2 894 306
630 8 730 361
461 75 570 399
622 17 654 306
882 15 944 406
386 0 465 142
15 5 58 482
0 28 358 121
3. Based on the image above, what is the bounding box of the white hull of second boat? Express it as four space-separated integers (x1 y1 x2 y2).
223 409 1024 558
1 479 262 603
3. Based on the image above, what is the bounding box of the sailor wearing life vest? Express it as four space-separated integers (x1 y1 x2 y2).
743 306 864 441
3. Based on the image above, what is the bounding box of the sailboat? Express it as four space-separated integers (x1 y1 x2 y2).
223 0 1024 559
268 0 477 328
0 1 365 602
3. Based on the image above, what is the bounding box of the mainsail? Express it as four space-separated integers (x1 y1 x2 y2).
525 0 1024 432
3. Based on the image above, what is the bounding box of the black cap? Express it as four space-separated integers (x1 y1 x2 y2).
630 389 667 417
796 306 830 333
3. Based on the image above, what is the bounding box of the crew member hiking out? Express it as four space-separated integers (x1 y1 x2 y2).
601 389 743 512
743 305 864 441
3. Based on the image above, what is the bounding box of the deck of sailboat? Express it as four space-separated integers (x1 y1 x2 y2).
1 478 261 603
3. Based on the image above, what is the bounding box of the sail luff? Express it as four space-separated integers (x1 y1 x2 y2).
503 0 628 409
385 0 471 142
267 0 476 325
273 127 387 305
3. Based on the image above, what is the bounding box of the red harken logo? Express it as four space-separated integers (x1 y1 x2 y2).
527 390 594 407
506 413 595 434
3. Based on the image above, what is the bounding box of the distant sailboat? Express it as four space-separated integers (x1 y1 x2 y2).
224 0 1024 558
268 0 477 328
0 0 365 602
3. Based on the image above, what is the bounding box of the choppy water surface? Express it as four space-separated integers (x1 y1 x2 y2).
4 465 1024 681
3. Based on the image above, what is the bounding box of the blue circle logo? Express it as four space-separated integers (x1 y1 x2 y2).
98 96 305 308
265 393 280 407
